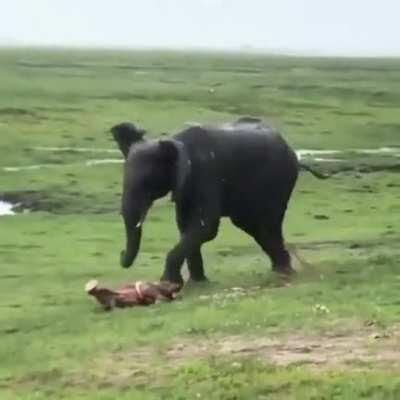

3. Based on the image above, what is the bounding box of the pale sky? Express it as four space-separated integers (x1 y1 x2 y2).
1 0 399 56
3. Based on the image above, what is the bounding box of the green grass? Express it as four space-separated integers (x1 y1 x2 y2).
0 48 400 399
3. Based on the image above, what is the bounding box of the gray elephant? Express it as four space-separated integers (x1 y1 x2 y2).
111 118 326 285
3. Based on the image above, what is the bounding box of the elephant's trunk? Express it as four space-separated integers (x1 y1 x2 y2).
120 191 150 268
120 223 142 268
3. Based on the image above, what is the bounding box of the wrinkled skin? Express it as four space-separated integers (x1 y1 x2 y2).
111 118 319 285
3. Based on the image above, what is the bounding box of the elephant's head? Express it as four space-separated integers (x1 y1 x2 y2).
111 122 191 268
110 122 146 159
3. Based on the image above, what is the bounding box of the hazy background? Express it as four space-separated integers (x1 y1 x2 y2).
1 0 399 56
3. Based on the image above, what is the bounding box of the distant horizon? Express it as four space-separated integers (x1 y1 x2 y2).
1 43 400 59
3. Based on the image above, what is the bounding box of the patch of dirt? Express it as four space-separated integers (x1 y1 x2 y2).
165 326 400 367
11 326 400 392
88 324 400 384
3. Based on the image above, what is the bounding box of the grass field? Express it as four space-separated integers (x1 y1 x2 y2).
1 48 400 399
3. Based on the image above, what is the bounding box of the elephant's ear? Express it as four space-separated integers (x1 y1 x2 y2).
110 122 146 159
159 139 191 202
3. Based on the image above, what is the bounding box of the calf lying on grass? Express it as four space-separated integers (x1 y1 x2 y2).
85 279 181 310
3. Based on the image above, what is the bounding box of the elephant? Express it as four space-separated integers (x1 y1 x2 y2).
111 118 326 285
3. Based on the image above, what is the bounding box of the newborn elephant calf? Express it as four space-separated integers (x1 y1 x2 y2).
111 118 325 285
86 280 181 310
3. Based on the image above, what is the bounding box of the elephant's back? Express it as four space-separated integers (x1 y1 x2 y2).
175 125 298 187
176 125 295 167
174 126 298 216
176 124 289 151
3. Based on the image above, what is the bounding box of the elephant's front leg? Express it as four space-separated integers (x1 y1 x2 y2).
161 232 204 285
161 222 219 284
160 243 184 284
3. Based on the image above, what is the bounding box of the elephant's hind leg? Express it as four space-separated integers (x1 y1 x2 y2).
255 226 294 274
231 214 294 275
257 183 296 274
186 249 208 282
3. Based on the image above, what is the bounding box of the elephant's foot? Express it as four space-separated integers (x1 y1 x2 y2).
272 264 296 275
120 250 133 269
160 271 184 287
186 275 210 287
188 273 209 282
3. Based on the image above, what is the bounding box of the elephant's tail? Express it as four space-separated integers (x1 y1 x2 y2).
298 162 330 179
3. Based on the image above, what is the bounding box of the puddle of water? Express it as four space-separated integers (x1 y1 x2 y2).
353 147 400 154
33 147 119 153
184 121 202 127
296 150 342 159
86 159 124 166
313 158 345 162
2 148 399 173
3 164 48 172
0 200 15 216
3 159 123 172
31 145 400 160
296 147 400 161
